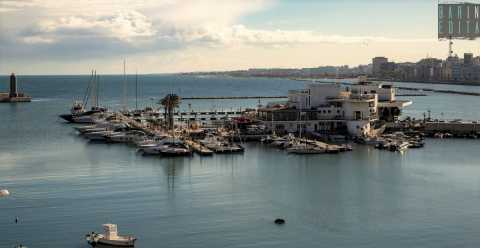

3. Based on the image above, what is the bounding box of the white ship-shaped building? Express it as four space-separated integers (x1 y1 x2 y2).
256 80 412 137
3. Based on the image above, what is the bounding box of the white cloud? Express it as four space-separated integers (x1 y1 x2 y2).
12 0 272 46
0 0 37 12
166 24 435 47
22 10 156 43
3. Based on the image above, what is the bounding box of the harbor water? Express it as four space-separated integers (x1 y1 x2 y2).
1 75 480 247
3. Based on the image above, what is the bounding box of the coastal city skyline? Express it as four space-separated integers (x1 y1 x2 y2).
216 52 480 84
1 0 480 75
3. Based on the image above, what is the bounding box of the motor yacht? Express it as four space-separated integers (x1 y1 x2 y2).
107 130 146 144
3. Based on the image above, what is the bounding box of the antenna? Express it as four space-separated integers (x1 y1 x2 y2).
448 36 453 58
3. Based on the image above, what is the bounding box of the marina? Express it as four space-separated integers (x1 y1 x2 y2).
56 75 480 160
2 1 480 247
2 74 480 248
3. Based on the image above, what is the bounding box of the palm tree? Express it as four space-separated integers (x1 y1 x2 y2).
159 94 180 130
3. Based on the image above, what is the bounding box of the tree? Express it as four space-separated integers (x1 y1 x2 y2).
159 94 180 130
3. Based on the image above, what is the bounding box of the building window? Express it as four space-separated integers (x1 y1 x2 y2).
355 111 362 120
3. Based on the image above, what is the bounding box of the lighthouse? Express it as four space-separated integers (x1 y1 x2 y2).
0 73 31 102
9 73 18 98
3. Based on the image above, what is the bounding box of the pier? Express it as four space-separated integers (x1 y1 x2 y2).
296 79 480 97
424 121 480 135
182 96 287 100
397 87 480 96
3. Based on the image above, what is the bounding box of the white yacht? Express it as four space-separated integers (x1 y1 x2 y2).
199 135 244 153
139 138 191 156
287 142 325 154
158 143 192 156
76 122 129 135
84 131 121 142
86 224 136 247
107 130 146 144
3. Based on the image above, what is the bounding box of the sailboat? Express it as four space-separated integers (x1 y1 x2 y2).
59 70 106 123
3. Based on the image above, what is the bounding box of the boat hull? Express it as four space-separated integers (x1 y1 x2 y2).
59 114 75 122
59 109 103 123
88 239 135 247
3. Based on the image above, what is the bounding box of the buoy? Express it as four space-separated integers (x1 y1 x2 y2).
0 189 10 197
274 218 285 225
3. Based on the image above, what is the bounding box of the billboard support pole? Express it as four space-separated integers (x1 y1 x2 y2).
448 35 453 58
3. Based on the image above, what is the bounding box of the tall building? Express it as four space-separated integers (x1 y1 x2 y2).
464 53 473 65
372 57 388 77
442 56 460 81
462 53 480 81
415 58 442 81
395 63 416 81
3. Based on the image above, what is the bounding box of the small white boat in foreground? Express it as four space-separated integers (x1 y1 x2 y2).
0 188 10 197
86 224 136 247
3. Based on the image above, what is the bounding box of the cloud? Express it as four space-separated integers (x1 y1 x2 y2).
0 0 437 68
1 0 275 61
163 24 435 47
21 10 157 43
0 0 37 12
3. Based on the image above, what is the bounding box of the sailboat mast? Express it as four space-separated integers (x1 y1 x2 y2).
83 70 94 107
123 59 127 111
135 70 138 110
92 70 97 108
96 73 100 107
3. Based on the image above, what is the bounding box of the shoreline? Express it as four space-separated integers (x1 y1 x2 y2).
205 73 480 87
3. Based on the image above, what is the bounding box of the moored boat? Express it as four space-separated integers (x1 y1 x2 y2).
107 130 146 144
60 71 107 123
287 143 325 154
389 141 409 152
86 224 136 247
0 188 10 197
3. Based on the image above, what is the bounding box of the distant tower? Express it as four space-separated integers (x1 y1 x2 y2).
9 73 18 98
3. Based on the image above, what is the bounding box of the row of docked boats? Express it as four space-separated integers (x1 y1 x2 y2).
70 116 245 157
357 132 425 152
261 134 352 154
75 121 195 157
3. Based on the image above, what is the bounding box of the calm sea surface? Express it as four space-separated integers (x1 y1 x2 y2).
1 75 480 248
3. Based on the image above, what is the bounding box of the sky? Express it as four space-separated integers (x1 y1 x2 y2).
0 0 479 75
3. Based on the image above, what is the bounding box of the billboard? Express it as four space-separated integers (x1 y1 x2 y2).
438 2 480 39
